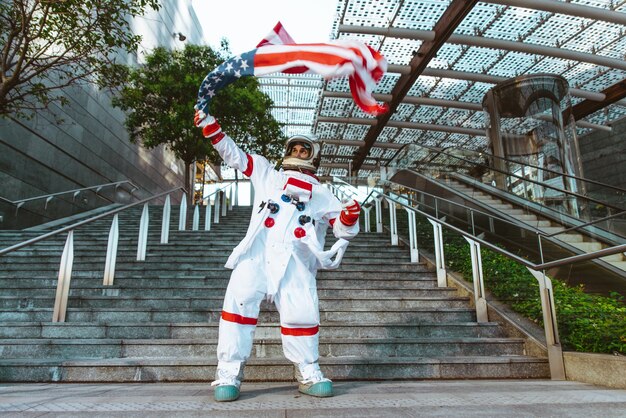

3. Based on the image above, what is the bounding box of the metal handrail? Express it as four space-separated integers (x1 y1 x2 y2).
0 187 184 257
543 209 626 238
191 180 238 230
332 176 550 239
391 142 626 195
388 143 625 213
199 180 236 201
426 152 622 212
1 186 187 322
356 184 626 273
0 180 139 207
406 168 626 245
333 177 626 380
439 145 626 195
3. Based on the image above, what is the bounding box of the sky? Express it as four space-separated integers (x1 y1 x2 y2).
191 0 338 54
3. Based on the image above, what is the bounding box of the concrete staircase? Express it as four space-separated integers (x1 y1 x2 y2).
443 178 626 273
0 205 549 382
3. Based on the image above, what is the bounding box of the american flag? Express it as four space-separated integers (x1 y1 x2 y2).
195 22 388 118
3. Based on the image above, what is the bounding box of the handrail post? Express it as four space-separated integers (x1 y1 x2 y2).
214 191 221 224
52 231 74 322
161 195 171 244
363 205 372 233
204 198 212 231
229 184 234 210
428 219 447 287
221 189 227 217
405 208 419 263
385 198 398 246
179 192 187 231
235 180 239 207
375 196 383 233
103 214 119 286
463 237 488 322
192 204 200 231
137 203 149 261
526 268 566 380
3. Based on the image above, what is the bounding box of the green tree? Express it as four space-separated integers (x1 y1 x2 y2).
0 0 160 117
111 44 285 198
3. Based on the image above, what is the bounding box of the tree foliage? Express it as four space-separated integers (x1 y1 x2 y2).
111 44 285 193
0 0 160 117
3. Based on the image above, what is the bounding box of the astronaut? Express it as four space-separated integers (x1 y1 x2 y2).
194 113 361 402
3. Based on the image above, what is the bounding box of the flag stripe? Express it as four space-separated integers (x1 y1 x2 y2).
196 27 388 118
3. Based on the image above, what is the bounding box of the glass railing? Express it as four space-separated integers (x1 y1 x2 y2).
0 181 141 230
332 176 626 296
386 143 626 244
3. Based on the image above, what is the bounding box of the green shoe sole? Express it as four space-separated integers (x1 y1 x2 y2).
214 385 240 402
299 381 333 398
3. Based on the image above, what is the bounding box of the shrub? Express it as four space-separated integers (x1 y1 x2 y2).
369 202 626 354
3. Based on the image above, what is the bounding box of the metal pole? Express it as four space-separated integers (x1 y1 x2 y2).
386 198 398 246
103 214 119 286
192 205 200 231
363 206 372 233
179 192 187 231
526 268 566 380
405 208 419 263
52 231 74 322
221 189 227 217
375 197 383 233
204 198 212 231
464 237 488 322
214 191 221 224
161 195 171 244
428 219 447 287
137 203 149 261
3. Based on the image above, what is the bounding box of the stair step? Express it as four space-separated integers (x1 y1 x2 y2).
0 204 551 383
0 276 440 288
3 286 458 299
0 307 477 323
0 321 504 339
0 296 472 310
0 356 549 382
0 336 527 359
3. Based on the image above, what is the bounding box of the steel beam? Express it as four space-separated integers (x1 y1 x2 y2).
484 0 626 25
351 0 480 173
340 25 626 71
569 79 626 121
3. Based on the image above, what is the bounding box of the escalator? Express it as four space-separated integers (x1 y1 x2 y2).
380 143 626 296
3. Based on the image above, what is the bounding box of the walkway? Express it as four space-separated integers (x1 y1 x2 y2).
1 380 625 417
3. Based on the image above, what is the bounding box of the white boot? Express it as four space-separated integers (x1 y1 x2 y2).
295 362 333 398
212 362 244 402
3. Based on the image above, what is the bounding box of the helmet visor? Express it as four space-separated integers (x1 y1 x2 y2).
285 141 312 160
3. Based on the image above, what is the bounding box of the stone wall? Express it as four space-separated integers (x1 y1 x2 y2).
578 116 626 192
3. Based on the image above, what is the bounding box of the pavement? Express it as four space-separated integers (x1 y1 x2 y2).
1 380 626 417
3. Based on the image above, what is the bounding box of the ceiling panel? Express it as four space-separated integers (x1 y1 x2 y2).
256 0 626 179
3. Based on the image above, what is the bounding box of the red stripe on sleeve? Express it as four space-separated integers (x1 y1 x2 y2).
242 154 254 177
211 132 225 145
281 325 319 336
222 310 257 325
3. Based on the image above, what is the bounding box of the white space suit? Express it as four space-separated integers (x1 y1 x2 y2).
209 131 359 393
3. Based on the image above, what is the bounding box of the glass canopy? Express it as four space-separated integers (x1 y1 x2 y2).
257 0 626 180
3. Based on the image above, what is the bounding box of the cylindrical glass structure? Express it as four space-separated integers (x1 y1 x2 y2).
482 73 584 217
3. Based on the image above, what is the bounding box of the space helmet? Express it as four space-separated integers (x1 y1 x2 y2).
281 135 322 174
